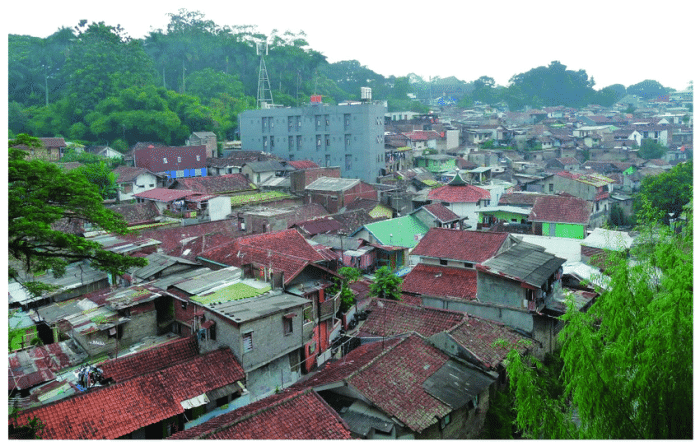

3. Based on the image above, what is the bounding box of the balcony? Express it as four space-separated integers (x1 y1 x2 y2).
302 321 314 343
319 293 340 321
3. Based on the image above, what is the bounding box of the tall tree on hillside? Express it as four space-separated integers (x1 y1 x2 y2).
62 21 155 113
506 61 596 109
627 79 669 100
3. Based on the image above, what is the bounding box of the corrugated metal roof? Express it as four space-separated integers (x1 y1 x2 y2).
132 252 200 280
479 241 565 287
208 291 309 324
422 360 495 410
306 177 360 192
172 267 243 295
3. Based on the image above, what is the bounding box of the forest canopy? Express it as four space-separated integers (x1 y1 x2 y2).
8 9 676 148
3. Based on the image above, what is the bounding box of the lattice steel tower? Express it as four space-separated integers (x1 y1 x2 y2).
256 41 274 109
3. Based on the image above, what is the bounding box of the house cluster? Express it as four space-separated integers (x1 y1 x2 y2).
9 89 691 439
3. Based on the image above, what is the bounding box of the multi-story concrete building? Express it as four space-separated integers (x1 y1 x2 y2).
239 98 386 184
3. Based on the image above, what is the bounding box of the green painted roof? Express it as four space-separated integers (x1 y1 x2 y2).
359 215 429 248
192 282 271 305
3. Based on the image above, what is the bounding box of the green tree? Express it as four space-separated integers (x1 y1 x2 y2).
62 21 155 114
506 201 693 438
627 79 669 100
505 61 596 109
75 161 118 200
635 161 692 221
369 266 402 301
637 137 667 160
8 134 147 296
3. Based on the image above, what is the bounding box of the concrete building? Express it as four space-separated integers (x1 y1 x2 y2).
238 99 386 184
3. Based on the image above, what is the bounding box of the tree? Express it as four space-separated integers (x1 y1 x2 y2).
627 79 669 100
635 160 692 220
369 266 402 301
506 201 693 439
75 161 119 200
637 138 667 160
8 134 147 296
328 267 361 313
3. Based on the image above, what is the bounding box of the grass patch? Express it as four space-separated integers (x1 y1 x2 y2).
230 191 290 207
192 283 271 305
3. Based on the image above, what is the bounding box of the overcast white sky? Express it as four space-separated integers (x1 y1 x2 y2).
4 0 698 91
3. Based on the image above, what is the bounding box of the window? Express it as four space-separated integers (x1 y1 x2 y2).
181 302 187 310
549 183 554 192
243 332 253 352
439 413 451 429
283 316 293 335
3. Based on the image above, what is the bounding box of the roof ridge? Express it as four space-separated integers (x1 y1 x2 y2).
203 388 310 438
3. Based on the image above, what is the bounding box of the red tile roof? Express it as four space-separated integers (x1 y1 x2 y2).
447 316 531 370
498 192 545 206
418 203 460 222
198 229 326 284
170 174 253 194
297 340 399 390
529 195 592 224
347 334 452 433
133 188 201 202
358 297 465 338
411 228 510 263
38 137 67 148
99 336 200 382
291 216 343 235
287 160 320 170
402 130 442 141
169 388 352 439
13 348 245 439
112 166 155 183
428 184 490 203
127 219 241 254
108 201 160 225
401 264 477 301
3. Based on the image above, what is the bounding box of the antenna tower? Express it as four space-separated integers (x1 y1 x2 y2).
256 41 274 109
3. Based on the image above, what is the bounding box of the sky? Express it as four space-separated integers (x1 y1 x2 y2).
4 0 698 92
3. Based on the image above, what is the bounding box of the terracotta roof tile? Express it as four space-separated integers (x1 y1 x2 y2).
498 192 545 206
358 297 465 338
199 229 326 283
287 160 319 170
411 228 509 263
427 184 491 203
99 336 200 382
529 195 592 224
108 202 160 225
347 334 451 433
401 264 477 301
133 188 201 202
112 166 155 183
447 316 531 370
170 174 253 194
13 348 244 439
170 388 352 439
418 203 460 223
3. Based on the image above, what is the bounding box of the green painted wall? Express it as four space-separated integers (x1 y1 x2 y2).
543 222 585 239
